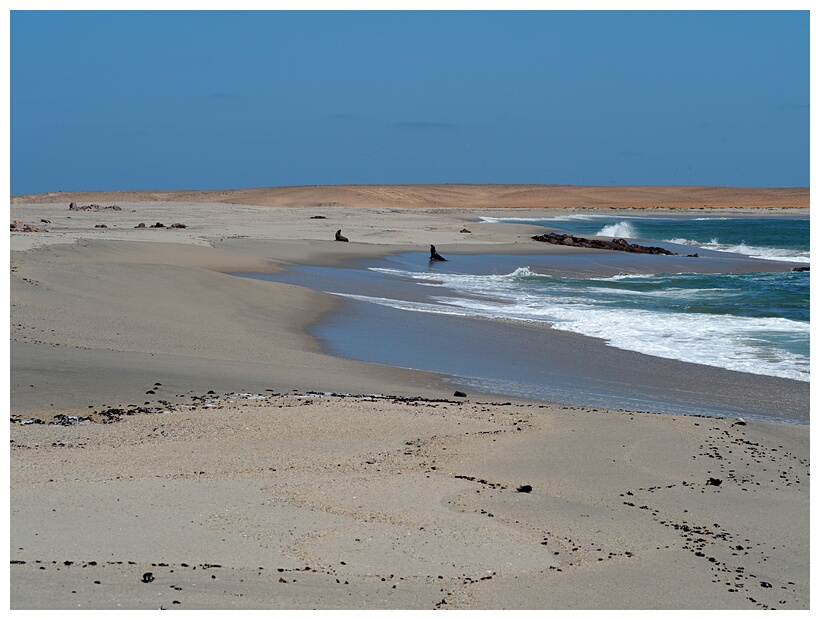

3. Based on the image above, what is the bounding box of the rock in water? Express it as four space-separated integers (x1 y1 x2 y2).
532 232 677 255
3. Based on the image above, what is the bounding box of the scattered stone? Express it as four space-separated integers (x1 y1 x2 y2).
516 485 533 493
11 221 46 232
69 203 121 211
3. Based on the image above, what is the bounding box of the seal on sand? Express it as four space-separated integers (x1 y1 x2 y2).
335 229 349 242
430 245 447 261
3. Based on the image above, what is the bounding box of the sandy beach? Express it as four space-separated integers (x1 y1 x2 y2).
8 185 810 609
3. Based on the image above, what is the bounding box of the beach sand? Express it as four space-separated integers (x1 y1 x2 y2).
8 186 810 609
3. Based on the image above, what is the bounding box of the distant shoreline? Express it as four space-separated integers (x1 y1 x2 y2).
10 183 810 210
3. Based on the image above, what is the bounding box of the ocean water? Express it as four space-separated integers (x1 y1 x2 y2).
481 214 811 263
330 215 810 383
344 265 809 382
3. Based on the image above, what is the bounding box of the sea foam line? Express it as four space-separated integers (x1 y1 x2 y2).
339 269 809 382
664 238 810 263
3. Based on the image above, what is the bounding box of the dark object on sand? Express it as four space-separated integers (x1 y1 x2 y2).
142 572 154 583
460 228 472 233
335 229 349 242
430 245 447 261
453 390 467 398
532 232 677 255
793 266 809 272
310 215 326 219
707 477 723 487
516 485 533 493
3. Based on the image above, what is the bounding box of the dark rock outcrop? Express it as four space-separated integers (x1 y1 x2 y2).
532 232 677 255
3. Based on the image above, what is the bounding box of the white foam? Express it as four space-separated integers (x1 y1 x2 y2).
345 267 809 382
700 241 810 263
596 221 638 238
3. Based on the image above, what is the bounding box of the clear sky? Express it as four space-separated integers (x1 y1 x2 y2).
9 9 810 195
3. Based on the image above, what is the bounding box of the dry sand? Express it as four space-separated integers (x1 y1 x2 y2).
8 186 810 609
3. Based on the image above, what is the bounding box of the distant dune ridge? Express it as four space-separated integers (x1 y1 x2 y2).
11 184 809 209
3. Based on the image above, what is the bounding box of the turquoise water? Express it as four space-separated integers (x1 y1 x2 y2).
482 214 810 263
328 215 809 382
355 264 809 382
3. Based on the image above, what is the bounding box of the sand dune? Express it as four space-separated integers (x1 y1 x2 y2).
11 183 809 210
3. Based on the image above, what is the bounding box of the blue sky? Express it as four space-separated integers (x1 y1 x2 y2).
9 9 810 194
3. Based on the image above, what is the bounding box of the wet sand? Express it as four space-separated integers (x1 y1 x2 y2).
8 188 810 609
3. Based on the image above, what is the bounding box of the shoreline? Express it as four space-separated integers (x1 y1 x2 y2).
10 201 808 417
9 195 810 609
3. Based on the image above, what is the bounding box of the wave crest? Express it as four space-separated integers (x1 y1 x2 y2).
596 221 638 238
